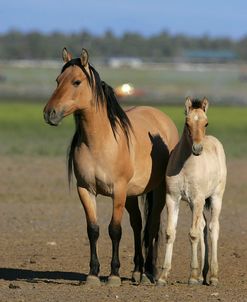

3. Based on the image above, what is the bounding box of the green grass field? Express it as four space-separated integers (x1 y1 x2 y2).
0 102 246 158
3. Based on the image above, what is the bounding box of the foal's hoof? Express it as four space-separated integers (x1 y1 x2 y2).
188 278 200 285
141 273 154 285
86 275 101 286
131 271 141 284
108 275 121 286
210 278 219 286
156 278 168 286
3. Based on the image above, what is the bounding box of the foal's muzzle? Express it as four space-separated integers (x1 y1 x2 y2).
43 108 64 126
192 143 203 156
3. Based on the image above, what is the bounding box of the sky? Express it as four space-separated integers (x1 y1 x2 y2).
0 0 247 39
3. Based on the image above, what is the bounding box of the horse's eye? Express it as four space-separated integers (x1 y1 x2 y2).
73 80 81 87
186 122 189 128
205 123 208 127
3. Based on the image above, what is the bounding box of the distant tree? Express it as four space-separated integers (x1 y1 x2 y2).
0 30 244 61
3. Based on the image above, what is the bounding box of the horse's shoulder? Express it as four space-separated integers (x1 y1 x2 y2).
205 135 224 149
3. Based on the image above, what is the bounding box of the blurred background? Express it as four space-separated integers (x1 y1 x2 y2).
1 3 247 299
0 0 246 157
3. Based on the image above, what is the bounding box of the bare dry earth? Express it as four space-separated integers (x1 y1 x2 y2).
0 156 247 302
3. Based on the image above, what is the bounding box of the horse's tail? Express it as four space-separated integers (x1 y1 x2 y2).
139 185 166 280
205 197 211 210
140 191 153 252
138 191 154 276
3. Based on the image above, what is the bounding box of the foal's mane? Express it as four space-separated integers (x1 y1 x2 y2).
185 98 206 116
63 58 132 184
190 98 204 109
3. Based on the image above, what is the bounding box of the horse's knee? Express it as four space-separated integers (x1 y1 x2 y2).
108 223 122 242
87 223 99 241
166 228 176 243
189 228 200 242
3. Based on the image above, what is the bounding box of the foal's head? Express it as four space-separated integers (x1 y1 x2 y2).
44 48 100 126
184 97 209 156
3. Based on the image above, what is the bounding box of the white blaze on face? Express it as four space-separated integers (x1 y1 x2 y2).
194 115 199 121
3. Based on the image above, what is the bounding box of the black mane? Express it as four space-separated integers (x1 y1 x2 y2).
190 98 204 109
63 59 132 184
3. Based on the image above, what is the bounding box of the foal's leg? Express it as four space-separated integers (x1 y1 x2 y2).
209 194 222 286
189 198 204 285
108 186 127 286
77 187 100 285
125 197 144 283
157 194 179 286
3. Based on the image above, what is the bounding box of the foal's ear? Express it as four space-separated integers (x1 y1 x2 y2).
185 97 192 115
62 47 72 63
201 97 209 112
80 48 89 67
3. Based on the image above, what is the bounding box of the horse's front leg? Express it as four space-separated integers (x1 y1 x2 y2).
209 193 222 286
189 197 204 285
157 193 180 286
77 187 100 285
108 186 127 286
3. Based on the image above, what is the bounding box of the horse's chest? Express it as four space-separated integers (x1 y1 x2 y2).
73 151 114 196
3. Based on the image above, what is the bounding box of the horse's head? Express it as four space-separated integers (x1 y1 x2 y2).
43 48 93 126
184 97 209 156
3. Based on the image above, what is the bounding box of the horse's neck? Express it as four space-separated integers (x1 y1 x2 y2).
177 127 193 161
75 102 113 147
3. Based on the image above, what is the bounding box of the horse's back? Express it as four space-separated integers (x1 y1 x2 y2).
126 106 179 152
204 135 227 180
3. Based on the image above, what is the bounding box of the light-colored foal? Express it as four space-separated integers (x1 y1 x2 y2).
158 97 227 286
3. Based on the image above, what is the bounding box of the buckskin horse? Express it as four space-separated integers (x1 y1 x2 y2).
157 97 227 286
43 48 179 286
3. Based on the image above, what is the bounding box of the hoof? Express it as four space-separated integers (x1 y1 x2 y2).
210 278 218 286
141 273 154 285
108 275 121 286
188 278 199 285
156 278 168 286
132 271 141 284
86 275 101 286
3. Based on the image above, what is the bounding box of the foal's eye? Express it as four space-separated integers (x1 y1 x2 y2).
73 80 81 87
205 123 209 127
186 122 189 128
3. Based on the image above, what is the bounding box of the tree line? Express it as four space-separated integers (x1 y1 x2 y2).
0 30 247 61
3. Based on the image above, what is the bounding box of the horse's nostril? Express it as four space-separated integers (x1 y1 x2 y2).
50 109 57 119
192 143 203 156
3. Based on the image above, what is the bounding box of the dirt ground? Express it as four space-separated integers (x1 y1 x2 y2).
0 156 247 302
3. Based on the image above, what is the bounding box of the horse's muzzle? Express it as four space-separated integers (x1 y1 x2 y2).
192 143 203 156
43 108 63 126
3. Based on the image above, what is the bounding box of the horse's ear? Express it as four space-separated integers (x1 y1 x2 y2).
62 47 72 63
185 97 192 115
201 97 209 112
80 48 89 67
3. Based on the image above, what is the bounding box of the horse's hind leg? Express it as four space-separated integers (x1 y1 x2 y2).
77 187 100 285
125 197 144 283
209 193 222 286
